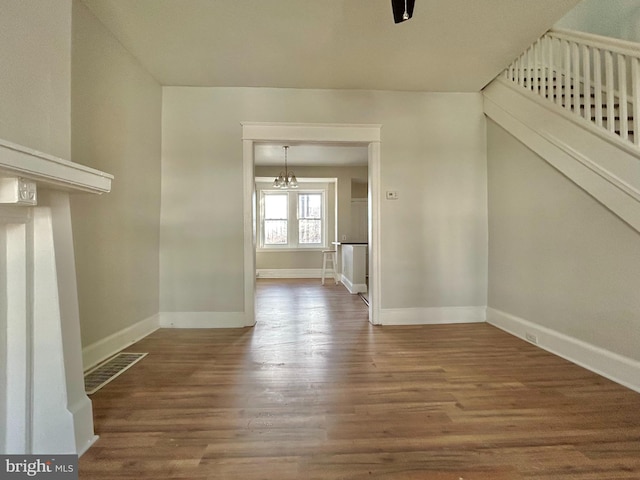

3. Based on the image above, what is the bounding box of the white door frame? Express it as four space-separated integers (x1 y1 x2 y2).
241 122 382 325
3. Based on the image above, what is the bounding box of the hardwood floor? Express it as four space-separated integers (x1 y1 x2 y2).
79 279 640 479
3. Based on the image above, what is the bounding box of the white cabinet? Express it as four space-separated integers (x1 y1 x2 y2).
340 244 368 294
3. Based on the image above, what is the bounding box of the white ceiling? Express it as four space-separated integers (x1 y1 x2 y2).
255 143 368 167
81 0 581 92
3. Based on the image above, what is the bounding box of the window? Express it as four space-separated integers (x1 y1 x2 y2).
259 188 327 250
298 193 322 245
263 193 288 245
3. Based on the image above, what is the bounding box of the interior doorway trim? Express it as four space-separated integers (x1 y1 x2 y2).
241 122 382 325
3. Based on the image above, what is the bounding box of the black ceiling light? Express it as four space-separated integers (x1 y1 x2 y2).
391 0 415 23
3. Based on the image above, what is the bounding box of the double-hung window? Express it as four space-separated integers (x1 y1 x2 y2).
297 192 323 245
260 188 327 250
263 193 288 245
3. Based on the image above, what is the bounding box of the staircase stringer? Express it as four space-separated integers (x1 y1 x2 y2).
484 78 640 235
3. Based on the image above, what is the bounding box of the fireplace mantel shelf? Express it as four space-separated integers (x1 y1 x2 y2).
0 138 112 194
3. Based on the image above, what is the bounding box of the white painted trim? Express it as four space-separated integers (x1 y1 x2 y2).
159 311 247 329
489 77 640 161
368 141 381 325
487 308 640 394
484 80 640 234
257 268 325 278
255 180 334 251
0 138 113 194
242 122 382 327
340 274 367 294
0 142 112 456
551 28 640 59
379 306 486 325
81 314 160 371
242 139 256 327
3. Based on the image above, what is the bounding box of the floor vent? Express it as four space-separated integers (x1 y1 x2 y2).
84 352 147 395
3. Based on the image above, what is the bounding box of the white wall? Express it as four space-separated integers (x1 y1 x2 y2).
71 0 162 356
0 0 72 158
161 88 487 316
0 1 101 453
487 119 640 362
556 0 640 43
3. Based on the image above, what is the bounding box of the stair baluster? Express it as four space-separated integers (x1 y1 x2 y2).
501 28 639 149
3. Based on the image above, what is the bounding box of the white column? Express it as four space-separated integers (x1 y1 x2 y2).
33 191 97 454
0 192 98 455
2 208 31 453
368 141 381 326
242 139 256 327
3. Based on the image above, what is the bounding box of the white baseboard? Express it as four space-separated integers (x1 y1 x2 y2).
341 274 366 294
82 313 159 371
159 311 248 328
257 268 329 278
487 307 640 393
379 306 486 325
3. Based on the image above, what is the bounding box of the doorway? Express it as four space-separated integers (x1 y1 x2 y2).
241 123 381 326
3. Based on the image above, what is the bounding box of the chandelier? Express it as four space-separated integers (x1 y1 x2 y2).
272 146 298 189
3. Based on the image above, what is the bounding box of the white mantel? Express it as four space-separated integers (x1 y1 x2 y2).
0 139 113 455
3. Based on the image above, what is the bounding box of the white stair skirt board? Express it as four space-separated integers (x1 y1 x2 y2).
257 268 326 279
159 311 248 328
484 79 640 235
379 306 486 325
82 314 159 372
487 308 640 394
341 274 367 294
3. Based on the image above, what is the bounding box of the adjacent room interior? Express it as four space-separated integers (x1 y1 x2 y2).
1 0 640 477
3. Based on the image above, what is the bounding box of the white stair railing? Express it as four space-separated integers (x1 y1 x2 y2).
503 28 640 149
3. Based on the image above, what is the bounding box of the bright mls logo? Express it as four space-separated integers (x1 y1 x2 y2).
1 455 78 479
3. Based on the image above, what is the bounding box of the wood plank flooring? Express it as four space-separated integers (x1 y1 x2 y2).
79 279 640 479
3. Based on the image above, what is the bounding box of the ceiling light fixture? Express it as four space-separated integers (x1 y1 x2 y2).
272 146 298 189
391 0 415 23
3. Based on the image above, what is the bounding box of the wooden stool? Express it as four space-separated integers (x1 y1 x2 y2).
321 250 338 285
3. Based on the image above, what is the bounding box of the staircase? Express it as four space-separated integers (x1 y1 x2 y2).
483 28 640 235
502 28 640 151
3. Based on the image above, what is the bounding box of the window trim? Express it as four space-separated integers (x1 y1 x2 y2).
257 182 330 252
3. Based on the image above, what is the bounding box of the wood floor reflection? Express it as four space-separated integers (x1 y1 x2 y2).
79 279 640 479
